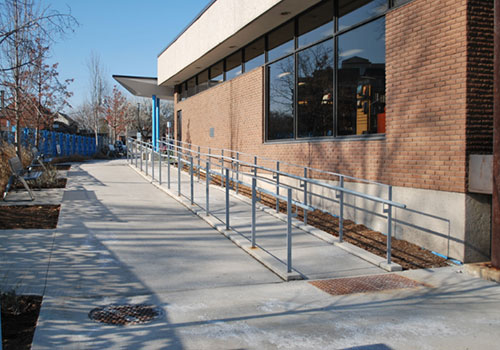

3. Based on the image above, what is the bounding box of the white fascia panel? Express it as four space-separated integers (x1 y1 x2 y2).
158 0 281 86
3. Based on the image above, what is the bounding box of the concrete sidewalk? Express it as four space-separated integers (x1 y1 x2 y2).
1 159 499 349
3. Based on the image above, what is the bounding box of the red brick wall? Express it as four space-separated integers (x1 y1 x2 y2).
175 0 493 194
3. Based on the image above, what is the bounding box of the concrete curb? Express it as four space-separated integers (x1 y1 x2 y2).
129 163 401 277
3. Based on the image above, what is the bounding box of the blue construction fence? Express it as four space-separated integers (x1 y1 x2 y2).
0 128 108 157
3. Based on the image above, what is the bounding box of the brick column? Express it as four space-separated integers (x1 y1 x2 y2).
492 0 500 268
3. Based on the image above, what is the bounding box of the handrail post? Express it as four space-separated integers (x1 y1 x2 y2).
221 150 225 187
190 155 194 205
159 150 162 185
126 139 130 163
287 187 292 273
135 142 138 167
206 161 210 216
167 147 171 189
253 156 257 177
236 152 240 195
276 161 280 213
140 144 143 172
225 168 230 230
385 186 393 264
303 168 308 225
338 176 344 242
251 177 256 248
152 147 155 181
197 146 201 182
145 146 149 176
178 152 182 196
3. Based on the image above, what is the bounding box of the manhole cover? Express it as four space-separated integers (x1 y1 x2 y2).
89 304 163 326
309 274 428 296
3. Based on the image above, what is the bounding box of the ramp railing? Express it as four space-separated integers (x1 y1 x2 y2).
127 138 406 272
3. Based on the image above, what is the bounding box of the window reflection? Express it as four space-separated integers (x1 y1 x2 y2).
209 61 224 87
268 56 294 140
298 0 334 48
226 50 242 80
244 37 265 72
268 21 294 62
197 70 209 93
297 39 334 138
187 78 196 97
337 17 386 136
339 0 387 30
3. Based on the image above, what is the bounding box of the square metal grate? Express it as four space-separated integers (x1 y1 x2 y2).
309 274 427 296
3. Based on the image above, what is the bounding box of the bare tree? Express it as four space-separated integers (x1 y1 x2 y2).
86 52 108 148
0 0 76 160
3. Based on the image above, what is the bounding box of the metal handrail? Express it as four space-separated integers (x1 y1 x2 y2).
127 138 406 269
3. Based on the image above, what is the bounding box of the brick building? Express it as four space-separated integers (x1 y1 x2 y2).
115 0 494 263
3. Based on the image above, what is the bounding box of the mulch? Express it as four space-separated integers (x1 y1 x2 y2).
1 295 42 350
0 205 60 229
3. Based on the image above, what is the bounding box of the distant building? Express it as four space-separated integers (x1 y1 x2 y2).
115 0 494 263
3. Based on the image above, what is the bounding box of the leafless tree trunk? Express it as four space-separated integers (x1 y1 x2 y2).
87 52 108 149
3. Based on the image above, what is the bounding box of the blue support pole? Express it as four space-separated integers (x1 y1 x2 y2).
156 96 160 150
152 95 160 151
152 95 156 151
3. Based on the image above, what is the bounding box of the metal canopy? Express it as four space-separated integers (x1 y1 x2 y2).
112 75 174 100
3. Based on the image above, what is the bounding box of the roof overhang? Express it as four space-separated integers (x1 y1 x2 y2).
112 75 174 100
157 0 321 87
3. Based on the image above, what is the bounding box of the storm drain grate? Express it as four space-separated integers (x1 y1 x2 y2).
309 274 427 296
89 304 163 326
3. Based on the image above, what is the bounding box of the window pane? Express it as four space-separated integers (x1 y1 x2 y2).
268 56 294 140
180 83 187 101
226 50 242 80
337 17 386 136
393 0 412 6
244 37 265 72
298 0 334 48
187 78 196 97
197 70 209 93
297 39 334 138
339 0 387 30
209 61 223 87
268 21 294 62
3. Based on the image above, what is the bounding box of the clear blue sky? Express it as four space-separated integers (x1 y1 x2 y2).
46 0 211 110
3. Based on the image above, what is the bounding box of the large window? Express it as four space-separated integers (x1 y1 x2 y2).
337 17 385 136
266 0 388 141
267 56 294 140
297 39 334 138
